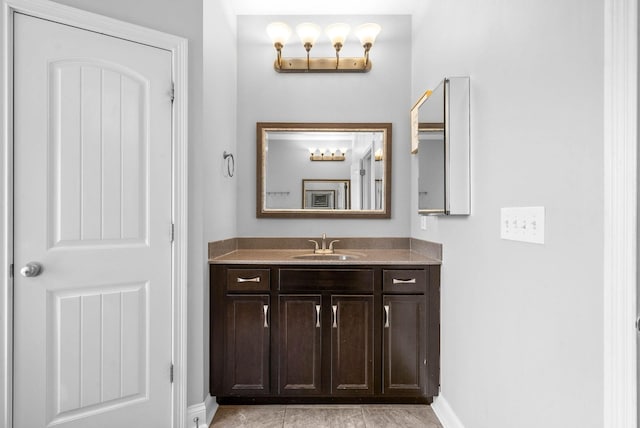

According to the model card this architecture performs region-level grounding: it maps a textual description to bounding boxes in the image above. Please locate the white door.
[12,13,174,427]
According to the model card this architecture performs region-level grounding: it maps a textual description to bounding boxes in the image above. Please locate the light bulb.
[266,22,292,47]
[355,23,381,47]
[296,23,322,49]
[325,23,350,49]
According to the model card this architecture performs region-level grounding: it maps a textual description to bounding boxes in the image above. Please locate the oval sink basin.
[292,253,360,261]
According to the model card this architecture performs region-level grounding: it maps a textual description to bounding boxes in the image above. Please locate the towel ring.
[223,151,235,177]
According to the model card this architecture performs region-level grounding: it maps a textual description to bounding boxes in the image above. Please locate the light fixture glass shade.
[325,23,351,46]
[296,22,322,46]
[266,22,292,46]
[355,23,381,46]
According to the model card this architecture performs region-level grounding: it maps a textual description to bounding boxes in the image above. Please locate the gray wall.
[203,0,238,406]
[49,0,212,406]
[411,0,604,426]
[235,15,412,237]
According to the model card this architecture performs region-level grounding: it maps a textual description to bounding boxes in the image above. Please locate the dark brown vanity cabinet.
[224,295,270,395]
[277,294,375,396]
[278,295,322,395]
[217,268,272,395]
[382,269,429,396]
[330,295,374,396]
[210,263,440,403]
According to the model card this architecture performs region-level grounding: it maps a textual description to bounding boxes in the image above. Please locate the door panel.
[279,295,322,395]
[331,295,374,395]
[50,60,148,247]
[383,295,426,395]
[224,295,271,395]
[13,13,173,428]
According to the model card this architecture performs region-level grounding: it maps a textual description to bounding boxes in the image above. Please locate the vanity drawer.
[279,268,374,292]
[227,269,270,291]
[383,269,427,293]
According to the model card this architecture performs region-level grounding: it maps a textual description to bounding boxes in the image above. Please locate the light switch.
[500,206,545,244]
[420,216,427,230]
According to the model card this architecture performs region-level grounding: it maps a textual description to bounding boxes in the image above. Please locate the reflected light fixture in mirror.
[309,147,346,161]
[266,21,381,73]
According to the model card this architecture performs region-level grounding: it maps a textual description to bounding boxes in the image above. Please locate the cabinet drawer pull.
[237,276,261,283]
[315,304,321,328]
[392,278,416,284]
[332,305,337,328]
[263,304,269,328]
[384,305,390,328]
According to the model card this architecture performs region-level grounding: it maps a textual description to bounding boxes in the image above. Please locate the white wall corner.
[432,395,466,428]
[186,395,217,428]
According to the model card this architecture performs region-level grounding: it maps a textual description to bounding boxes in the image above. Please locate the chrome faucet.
[309,233,340,254]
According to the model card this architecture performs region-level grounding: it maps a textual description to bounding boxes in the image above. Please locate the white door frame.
[604,0,638,427]
[0,0,189,427]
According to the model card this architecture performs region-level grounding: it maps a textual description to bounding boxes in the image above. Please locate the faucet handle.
[308,240,320,252]
[328,240,340,251]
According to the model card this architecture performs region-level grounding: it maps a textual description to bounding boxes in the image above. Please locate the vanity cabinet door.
[382,295,426,396]
[224,295,270,395]
[331,295,374,395]
[278,295,322,395]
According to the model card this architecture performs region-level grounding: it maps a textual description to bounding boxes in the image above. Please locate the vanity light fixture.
[309,148,346,161]
[266,21,381,73]
[374,148,384,161]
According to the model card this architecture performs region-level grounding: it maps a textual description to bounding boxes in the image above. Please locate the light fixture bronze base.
[274,57,372,73]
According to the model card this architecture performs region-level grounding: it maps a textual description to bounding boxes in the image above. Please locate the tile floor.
[210,404,443,428]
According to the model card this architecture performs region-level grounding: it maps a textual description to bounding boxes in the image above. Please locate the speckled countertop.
[208,237,442,265]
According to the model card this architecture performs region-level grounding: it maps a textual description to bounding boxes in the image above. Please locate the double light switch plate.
[500,206,545,244]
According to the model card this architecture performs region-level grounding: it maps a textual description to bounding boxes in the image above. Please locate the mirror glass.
[412,77,470,215]
[418,128,445,212]
[257,123,391,218]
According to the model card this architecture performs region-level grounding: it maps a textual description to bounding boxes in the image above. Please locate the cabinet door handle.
[384,305,390,328]
[263,304,269,328]
[332,304,338,328]
[315,304,321,328]
[392,278,416,284]
[237,276,261,283]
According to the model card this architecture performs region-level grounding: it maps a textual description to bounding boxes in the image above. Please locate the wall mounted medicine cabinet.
[411,77,470,215]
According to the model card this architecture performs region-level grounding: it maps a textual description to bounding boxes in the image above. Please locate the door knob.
[20,262,42,277]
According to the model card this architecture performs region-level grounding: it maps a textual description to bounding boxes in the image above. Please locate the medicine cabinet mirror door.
[412,76,470,215]
[257,122,392,219]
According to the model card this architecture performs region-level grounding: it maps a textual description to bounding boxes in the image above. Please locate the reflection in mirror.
[303,179,351,209]
[418,128,445,212]
[257,123,391,218]
[412,77,470,215]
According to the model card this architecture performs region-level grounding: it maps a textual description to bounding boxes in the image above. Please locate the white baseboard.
[187,395,217,428]
[205,394,218,425]
[432,395,466,428]
[186,402,206,428]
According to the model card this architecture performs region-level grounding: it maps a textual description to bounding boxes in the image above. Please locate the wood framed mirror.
[257,122,392,218]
